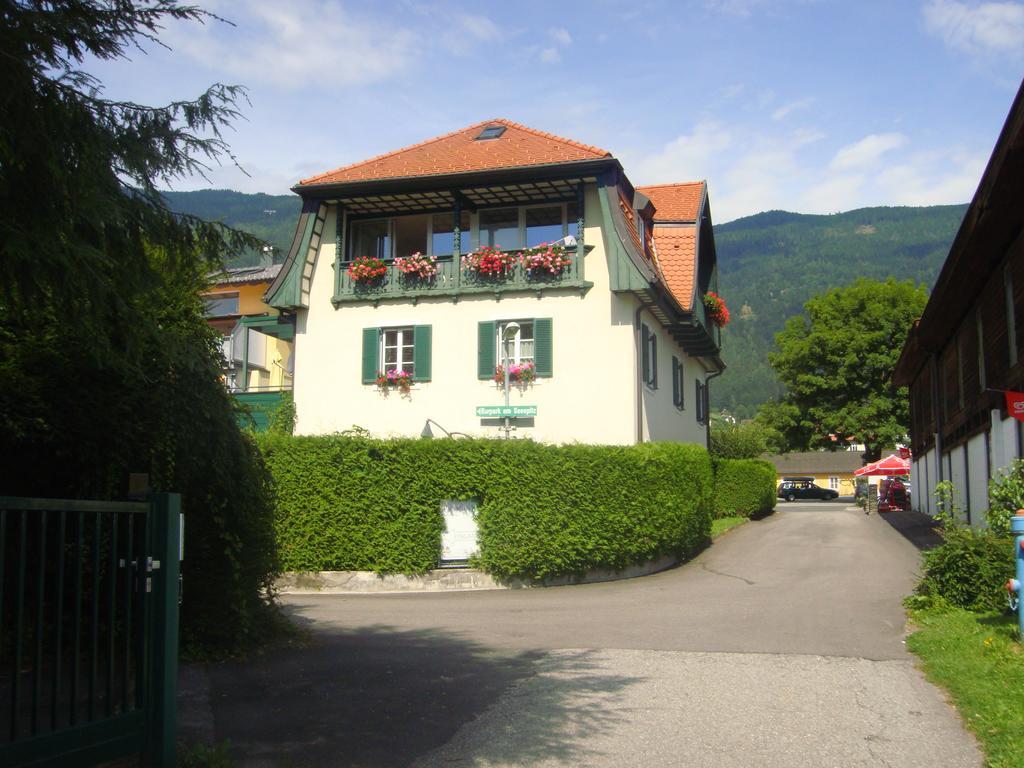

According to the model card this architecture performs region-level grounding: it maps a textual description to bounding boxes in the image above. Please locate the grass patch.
[178,741,234,767]
[906,606,1023,768]
[711,516,747,538]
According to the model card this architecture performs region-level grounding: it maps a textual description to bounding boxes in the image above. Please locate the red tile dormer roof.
[299,118,612,188]
[637,182,705,222]
[652,226,698,310]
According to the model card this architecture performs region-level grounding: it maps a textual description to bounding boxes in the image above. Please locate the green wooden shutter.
[413,325,432,382]
[641,323,651,386]
[534,318,553,377]
[650,329,658,389]
[361,327,379,384]
[672,356,681,407]
[478,321,496,379]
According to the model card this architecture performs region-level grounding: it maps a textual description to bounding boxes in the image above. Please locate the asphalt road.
[178,502,981,767]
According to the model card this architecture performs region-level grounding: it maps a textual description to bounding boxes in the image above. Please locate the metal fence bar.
[31,510,47,735]
[11,511,27,741]
[106,516,118,717]
[0,510,6,671]
[51,510,66,731]
[88,513,100,722]
[122,514,133,713]
[145,494,180,768]
[70,512,82,727]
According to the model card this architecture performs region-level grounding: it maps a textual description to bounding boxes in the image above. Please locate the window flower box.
[348,256,388,286]
[493,361,536,385]
[462,246,517,278]
[394,252,438,282]
[519,243,571,278]
[376,369,412,394]
[703,292,730,327]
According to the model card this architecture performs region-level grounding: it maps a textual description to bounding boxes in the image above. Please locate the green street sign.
[476,405,538,418]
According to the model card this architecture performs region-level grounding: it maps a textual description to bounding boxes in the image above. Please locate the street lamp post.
[501,322,520,440]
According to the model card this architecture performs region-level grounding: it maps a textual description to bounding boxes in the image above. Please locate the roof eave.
[291,158,620,199]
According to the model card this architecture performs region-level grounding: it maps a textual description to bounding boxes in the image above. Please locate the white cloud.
[549,27,573,45]
[540,47,561,63]
[829,133,908,171]
[771,97,814,121]
[163,1,501,89]
[877,148,988,205]
[628,120,734,183]
[923,0,1024,58]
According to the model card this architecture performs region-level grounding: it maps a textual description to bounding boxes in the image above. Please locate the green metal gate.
[0,494,181,767]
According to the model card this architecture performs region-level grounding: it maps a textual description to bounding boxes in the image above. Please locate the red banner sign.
[1007,391,1024,422]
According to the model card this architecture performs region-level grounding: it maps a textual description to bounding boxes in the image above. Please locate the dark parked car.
[777,479,839,501]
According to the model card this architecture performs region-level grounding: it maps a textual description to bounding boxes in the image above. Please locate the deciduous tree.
[757,277,928,460]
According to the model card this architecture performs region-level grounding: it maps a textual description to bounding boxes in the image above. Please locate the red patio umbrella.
[854,454,910,477]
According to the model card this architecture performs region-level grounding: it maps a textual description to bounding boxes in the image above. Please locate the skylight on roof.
[475,125,507,141]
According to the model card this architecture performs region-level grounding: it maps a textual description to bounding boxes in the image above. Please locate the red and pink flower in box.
[703,292,730,327]
[348,256,387,284]
[394,252,437,281]
[493,361,536,385]
[375,369,412,393]
[519,243,571,277]
[462,245,517,277]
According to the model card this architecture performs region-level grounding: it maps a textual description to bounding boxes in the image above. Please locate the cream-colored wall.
[293,184,708,445]
[639,307,711,446]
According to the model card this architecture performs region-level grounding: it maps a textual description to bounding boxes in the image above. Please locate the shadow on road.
[876,509,943,551]
[179,606,643,767]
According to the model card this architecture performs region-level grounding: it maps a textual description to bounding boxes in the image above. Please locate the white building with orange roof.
[266,119,725,444]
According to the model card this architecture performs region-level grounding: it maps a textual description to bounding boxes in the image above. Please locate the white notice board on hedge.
[440,499,479,565]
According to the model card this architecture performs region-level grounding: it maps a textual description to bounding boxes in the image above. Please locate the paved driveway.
[178,503,981,767]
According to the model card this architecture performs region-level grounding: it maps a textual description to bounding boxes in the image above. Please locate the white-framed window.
[498,320,535,365]
[381,326,415,377]
[829,477,840,490]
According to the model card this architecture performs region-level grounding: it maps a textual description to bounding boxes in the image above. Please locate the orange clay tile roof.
[637,182,705,222]
[652,225,697,310]
[299,118,611,187]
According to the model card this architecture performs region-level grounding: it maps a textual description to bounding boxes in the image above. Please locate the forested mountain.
[163,189,967,417]
[713,204,967,418]
[162,189,301,265]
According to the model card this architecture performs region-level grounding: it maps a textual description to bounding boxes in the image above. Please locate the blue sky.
[90,0,1024,222]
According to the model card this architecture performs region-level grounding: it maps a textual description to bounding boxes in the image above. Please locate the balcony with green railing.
[332,246,593,305]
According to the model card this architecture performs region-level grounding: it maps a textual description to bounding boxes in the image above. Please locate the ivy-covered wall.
[257,435,714,580]
[712,458,777,519]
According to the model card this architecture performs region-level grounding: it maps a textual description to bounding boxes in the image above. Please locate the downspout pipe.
[704,369,724,452]
[635,305,645,444]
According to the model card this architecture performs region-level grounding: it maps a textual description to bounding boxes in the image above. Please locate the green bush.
[712,458,777,519]
[913,526,1015,612]
[987,458,1024,538]
[257,435,713,580]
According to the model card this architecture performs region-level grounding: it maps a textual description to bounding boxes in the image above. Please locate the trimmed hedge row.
[712,458,777,519]
[257,435,714,580]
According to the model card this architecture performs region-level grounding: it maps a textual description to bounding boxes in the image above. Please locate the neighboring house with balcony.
[265,118,725,443]
[203,264,295,430]
[893,79,1024,523]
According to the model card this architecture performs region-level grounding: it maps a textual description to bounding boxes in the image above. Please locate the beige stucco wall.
[292,184,710,445]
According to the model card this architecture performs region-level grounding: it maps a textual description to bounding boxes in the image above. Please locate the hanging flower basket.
[519,243,571,278]
[376,369,412,394]
[394,252,437,282]
[703,292,730,327]
[493,362,536,385]
[348,256,388,285]
[462,246,517,278]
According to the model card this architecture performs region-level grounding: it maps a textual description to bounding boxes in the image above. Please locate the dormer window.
[475,125,507,141]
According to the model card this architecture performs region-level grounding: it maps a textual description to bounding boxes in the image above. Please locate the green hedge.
[712,458,777,519]
[257,435,713,580]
